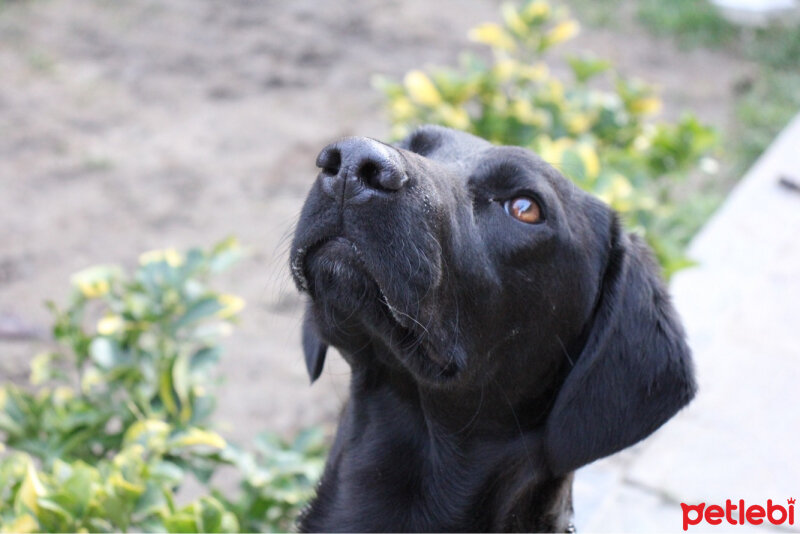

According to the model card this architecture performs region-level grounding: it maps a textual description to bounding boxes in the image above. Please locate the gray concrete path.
[574,113,800,532]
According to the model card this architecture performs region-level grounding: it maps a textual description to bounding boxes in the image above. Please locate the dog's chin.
[301,237,374,306]
[299,238,462,385]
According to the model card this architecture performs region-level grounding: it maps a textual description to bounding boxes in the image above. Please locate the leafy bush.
[375,0,718,277]
[583,0,800,176]
[0,239,325,533]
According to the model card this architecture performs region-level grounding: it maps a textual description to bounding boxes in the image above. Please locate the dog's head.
[290,125,695,474]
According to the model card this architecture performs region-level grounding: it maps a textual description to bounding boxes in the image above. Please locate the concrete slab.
[574,113,800,532]
[711,0,799,26]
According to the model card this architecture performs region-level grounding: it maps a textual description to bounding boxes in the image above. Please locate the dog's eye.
[504,197,542,224]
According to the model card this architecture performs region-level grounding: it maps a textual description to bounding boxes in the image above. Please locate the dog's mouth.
[291,236,367,298]
[292,237,459,380]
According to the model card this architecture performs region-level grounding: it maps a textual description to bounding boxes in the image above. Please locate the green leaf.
[15,461,45,514]
[180,248,207,278]
[86,516,114,532]
[159,362,180,417]
[0,410,25,437]
[208,236,243,272]
[567,55,611,84]
[149,461,184,485]
[36,498,73,532]
[88,338,121,370]
[136,516,168,532]
[70,265,122,299]
[124,291,151,321]
[123,419,171,449]
[0,514,40,533]
[168,428,226,451]
[57,462,94,518]
[220,511,239,533]
[172,297,223,331]
[189,347,221,377]
[29,352,65,386]
[109,471,145,501]
[292,426,326,455]
[164,511,198,533]
[172,351,192,423]
[195,497,224,533]
[3,387,35,433]
[189,395,216,426]
[218,443,255,471]
[100,493,131,531]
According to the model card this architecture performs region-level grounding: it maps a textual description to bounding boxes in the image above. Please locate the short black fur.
[289,125,696,532]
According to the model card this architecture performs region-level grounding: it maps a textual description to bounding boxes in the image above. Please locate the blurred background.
[1,0,798,532]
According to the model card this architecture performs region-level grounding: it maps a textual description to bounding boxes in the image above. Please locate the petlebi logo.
[681,498,795,531]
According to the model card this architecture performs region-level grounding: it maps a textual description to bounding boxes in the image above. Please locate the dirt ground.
[0,0,751,444]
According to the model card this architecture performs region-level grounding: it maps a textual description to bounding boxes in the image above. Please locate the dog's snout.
[316,137,408,200]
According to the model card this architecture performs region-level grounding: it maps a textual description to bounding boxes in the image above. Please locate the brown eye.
[504,196,542,224]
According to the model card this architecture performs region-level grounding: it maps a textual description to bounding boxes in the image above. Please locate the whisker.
[555,334,575,367]
[453,384,484,435]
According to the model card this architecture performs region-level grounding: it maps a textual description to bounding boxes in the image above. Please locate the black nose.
[316,137,408,200]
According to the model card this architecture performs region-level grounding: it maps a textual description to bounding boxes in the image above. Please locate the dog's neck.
[299,361,575,532]
[354,343,569,433]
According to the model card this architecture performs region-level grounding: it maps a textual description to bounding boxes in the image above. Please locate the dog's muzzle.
[290,136,415,293]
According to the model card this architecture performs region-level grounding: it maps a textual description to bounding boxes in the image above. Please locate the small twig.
[778,175,800,194]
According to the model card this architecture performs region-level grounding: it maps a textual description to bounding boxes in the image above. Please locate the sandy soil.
[0,0,751,443]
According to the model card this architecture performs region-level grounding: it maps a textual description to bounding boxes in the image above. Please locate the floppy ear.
[544,219,696,475]
[302,306,328,384]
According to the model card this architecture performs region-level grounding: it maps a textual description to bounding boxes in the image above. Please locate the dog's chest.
[341,437,501,530]
[306,407,569,531]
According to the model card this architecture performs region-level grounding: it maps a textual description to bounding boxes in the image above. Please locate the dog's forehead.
[477,145,563,182]
[399,126,572,192]
[398,125,491,169]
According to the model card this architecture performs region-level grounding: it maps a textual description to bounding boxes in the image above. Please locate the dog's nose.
[316,137,408,200]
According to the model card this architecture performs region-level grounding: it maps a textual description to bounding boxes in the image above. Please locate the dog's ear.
[302,306,328,384]
[544,219,696,475]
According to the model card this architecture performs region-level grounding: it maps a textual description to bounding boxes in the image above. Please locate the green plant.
[0,434,237,533]
[0,240,325,533]
[375,0,717,278]
[637,0,739,49]
[631,0,800,174]
[572,0,800,182]
[734,69,800,175]
[217,428,326,533]
[636,0,800,69]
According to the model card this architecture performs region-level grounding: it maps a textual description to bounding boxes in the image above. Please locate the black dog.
[290,126,695,532]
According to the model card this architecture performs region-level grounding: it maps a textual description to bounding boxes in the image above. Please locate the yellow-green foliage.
[0,240,326,533]
[375,0,718,277]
